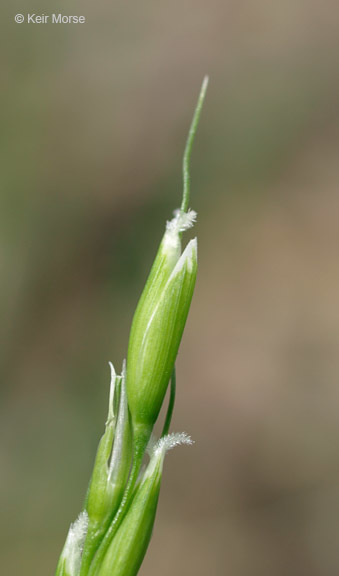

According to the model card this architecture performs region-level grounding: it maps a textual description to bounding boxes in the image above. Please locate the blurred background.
[2,1,339,574]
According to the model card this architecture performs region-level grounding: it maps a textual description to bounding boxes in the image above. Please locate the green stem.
[161,367,176,437]
[181,75,209,214]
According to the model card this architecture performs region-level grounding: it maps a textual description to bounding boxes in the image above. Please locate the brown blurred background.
[2,1,339,574]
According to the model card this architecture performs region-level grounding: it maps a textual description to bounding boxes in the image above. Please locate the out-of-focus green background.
[2,1,339,574]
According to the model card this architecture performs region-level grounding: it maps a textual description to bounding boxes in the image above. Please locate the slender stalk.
[181,75,209,214]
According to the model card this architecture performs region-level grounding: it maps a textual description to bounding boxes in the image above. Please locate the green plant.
[55,76,208,576]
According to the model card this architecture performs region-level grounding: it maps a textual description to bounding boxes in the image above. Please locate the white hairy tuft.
[62,511,88,576]
[153,432,194,458]
[144,432,194,481]
[166,209,197,234]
